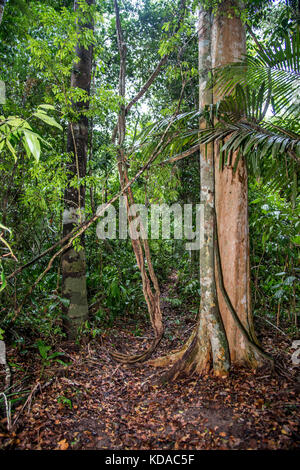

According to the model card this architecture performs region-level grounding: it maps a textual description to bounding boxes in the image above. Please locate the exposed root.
[160,334,213,382]
[272,353,293,381]
[110,337,162,364]
[148,329,196,368]
[150,313,230,382]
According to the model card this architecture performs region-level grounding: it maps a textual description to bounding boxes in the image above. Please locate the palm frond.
[133,32,299,197]
[213,32,300,117]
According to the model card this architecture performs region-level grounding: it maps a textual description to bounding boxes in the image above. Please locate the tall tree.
[151,6,230,378]
[187,6,230,376]
[61,0,95,339]
[151,1,273,378]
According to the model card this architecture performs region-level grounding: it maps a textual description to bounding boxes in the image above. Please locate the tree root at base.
[110,336,163,364]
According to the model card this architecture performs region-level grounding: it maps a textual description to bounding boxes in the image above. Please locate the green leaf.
[23,130,41,162]
[33,112,62,131]
[0,268,7,293]
[6,117,25,127]
[6,138,17,161]
[291,235,300,245]
[37,104,56,111]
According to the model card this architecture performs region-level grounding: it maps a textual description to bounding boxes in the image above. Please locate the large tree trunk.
[150,3,271,378]
[212,0,261,366]
[61,0,94,339]
[150,7,230,379]
[186,7,230,377]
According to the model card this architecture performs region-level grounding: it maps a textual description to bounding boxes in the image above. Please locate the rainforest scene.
[0,0,299,453]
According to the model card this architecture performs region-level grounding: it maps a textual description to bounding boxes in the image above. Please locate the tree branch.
[160,143,199,165]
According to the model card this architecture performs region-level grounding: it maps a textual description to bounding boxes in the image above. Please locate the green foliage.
[214,31,300,117]
[36,338,68,364]
[0,222,15,269]
[0,0,298,351]
[0,105,62,163]
[249,182,299,320]
[57,395,72,410]
[165,296,183,307]
[35,339,68,377]
[0,263,7,292]
[88,248,145,325]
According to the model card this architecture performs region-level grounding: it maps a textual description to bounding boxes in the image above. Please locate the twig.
[111,364,121,377]
[0,392,11,431]
[257,315,288,337]
[12,378,54,429]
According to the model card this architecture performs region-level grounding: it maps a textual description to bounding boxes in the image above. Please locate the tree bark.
[61,0,95,339]
[212,0,261,366]
[0,0,7,26]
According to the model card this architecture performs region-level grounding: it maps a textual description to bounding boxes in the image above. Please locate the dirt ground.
[0,292,299,451]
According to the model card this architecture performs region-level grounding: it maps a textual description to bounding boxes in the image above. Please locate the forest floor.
[0,276,299,450]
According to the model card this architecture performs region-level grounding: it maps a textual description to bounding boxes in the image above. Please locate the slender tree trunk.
[61,0,95,339]
[212,0,261,366]
[0,0,7,26]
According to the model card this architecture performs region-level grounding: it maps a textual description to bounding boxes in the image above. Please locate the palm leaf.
[213,32,300,118]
